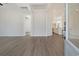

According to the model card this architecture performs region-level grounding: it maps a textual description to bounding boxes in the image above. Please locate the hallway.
[0,34,64,56]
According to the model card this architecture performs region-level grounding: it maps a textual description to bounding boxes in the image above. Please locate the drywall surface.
[69,4,79,39]
[31,7,52,36]
[0,4,24,36]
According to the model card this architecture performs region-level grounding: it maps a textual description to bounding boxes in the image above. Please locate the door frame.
[66,3,69,40]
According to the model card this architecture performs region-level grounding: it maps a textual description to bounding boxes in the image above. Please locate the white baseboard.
[66,40,79,52]
[31,34,52,36]
[0,34,53,37]
[0,35,25,36]
[65,40,79,56]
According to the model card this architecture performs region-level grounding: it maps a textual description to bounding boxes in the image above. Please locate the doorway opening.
[20,5,32,36]
[49,4,66,39]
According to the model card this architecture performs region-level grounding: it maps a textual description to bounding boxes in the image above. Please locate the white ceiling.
[16,3,48,9]
[14,3,65,11]
[16,3,29,7]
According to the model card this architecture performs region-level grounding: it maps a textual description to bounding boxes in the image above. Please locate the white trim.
[66,40,79,53]
[31,35,52,37]
[66,3,69,40]
[31,34,52,36]
[0,35,25,36]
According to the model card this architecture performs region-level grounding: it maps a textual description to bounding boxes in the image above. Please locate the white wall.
[69,4,79,39]
[0,4,25,36]
[31,6,52,36]
[0,4,55,36]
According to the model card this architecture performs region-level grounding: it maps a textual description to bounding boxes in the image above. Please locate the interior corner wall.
[0,4,24,36]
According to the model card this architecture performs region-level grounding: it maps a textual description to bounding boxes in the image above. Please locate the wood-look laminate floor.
[0,34,64,56]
